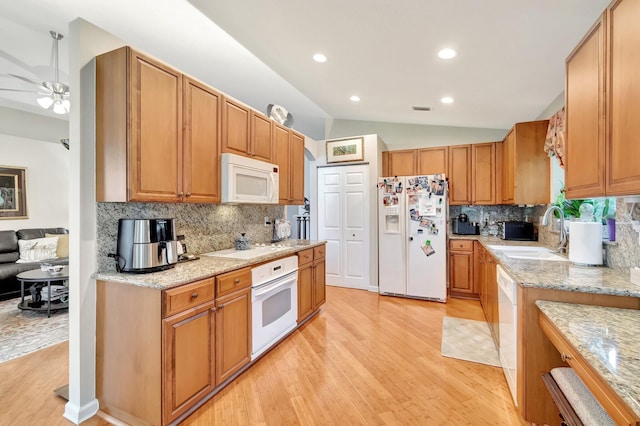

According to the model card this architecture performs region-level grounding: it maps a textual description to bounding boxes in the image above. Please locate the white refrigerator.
[378,175,447,302]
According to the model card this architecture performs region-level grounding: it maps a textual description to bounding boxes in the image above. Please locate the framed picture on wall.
[326,137,364,163]
[0,166,28,219]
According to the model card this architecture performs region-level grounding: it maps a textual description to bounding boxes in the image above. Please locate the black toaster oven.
[501,221,536,241]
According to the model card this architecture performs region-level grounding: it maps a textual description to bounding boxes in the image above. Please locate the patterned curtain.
[543,107,565,168]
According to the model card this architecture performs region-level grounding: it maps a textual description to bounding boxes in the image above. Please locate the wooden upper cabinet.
[96,47,183,203]
[183,77,221,203]
[221,97,251,157]
[501,130,515,204]
[290,131,305,204]
[501,121,550,205]
[565,15,606,199]
[471,142,496,205]
[222,98,276,163]
[386,149,416,176]
[606,0,640,196]
[448,145,472,205]
[417,147,448,175]
[250,112,274,162]
[274,123,291,203]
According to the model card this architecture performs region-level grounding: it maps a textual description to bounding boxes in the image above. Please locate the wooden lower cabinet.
[215,286,251,384]
[448,239,476,299]
[162,302,216,423]
[297,244,326,321]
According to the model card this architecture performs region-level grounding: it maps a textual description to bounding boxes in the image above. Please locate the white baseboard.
[64,399,99,425]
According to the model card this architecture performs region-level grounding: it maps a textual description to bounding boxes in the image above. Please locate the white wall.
[65,18,125,424]
[326,119,508,150]
[0,106,68,143]
[0,134,69,231]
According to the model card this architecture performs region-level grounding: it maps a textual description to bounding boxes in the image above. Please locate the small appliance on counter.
[272,218,292,242]
[115,218,178,273]
[452,214,479,235]
[501,221,536,241]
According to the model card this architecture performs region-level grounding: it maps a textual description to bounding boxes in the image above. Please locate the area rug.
[440,316,500,367]
[0,297,68,364]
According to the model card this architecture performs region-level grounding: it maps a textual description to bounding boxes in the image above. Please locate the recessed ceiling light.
[441,96,454,104]
[313,53,327,63]
[350,95,360,102]
[438,48,457,59]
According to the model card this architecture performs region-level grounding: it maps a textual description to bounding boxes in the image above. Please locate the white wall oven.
[251,256,298,360]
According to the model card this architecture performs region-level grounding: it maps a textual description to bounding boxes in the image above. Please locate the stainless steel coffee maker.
[116,218,178,273]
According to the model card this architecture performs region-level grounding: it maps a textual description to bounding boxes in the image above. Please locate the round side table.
[17,266,69,318]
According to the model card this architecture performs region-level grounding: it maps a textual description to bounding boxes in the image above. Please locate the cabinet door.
[471,143,496,205]
[129,50,182,202]
[183,78,221,203]
[162,302,215,424]
[274,123,291,203]
[501,130,515,204]
[251,112,273,162]
[449,251,474,294]
[221,97,251,157]
[417,147,448,175]
[448,145,472,205]
[215,287,251,384]
[486,256,499,346]
[313,258,326,309]
[297,262,313,321]
[290,131,305,205]
[381,151,389,177]
[606,0,640,195]
[387,150,416,176]
[565,16,606,199]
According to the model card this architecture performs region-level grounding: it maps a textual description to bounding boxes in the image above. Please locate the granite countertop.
[93,239,325,290]
[536,300,640,418]
[449,234,640,297]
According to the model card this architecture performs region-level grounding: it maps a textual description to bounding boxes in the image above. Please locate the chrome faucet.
[541,205,568,253]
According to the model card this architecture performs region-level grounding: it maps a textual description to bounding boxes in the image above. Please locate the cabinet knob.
[191,292,198,299]
[234,278,240,284]
[561,353,572,362]
[186,193,191,197]
[178,192,184,197]
[218,303,224,309]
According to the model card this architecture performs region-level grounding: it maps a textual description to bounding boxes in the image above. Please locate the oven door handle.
[253,271,297,299]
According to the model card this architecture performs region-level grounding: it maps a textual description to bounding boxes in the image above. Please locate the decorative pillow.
[45,233,69,258]
[17,237,59,263]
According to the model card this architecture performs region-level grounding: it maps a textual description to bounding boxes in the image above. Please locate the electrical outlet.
[264,216,271,226]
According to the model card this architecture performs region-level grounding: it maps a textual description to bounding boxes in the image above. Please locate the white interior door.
[318,165,369,289]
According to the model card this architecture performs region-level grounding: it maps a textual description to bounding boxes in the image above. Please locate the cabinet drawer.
[216,267,251,297]
[449,240,474,251]
[313,245,326,259]
[298,248,313,265]
[164,278,215,317]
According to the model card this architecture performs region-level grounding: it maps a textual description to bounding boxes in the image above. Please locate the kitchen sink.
[487,245,568,262]
[201,245,290,260]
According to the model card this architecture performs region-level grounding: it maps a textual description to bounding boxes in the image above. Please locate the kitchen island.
[537,300,640,424]
[94,240,326,426]
[449,234,640,425]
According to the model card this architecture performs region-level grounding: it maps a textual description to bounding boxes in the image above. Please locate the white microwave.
[221,153,279,204]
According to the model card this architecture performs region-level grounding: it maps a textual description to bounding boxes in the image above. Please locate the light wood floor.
[0,286,527,425]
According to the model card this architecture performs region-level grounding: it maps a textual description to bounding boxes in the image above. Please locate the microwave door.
[233,166,270,203]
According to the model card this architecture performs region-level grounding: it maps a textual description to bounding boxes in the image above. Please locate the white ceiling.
[1,0,610,138]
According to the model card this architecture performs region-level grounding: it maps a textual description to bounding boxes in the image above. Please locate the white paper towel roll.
[569,222,603,265]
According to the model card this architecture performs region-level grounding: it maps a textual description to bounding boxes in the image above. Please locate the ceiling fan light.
[62,99,71,112]
[37,96,54,109]
[53,101,67,114]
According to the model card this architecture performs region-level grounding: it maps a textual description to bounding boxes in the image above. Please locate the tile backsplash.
[96,202,284,272]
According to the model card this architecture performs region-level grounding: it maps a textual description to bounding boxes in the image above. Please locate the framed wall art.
[326,137,364,163]
[0,166,28,219]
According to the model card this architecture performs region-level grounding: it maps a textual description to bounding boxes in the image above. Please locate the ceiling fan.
[0,30,70,115]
